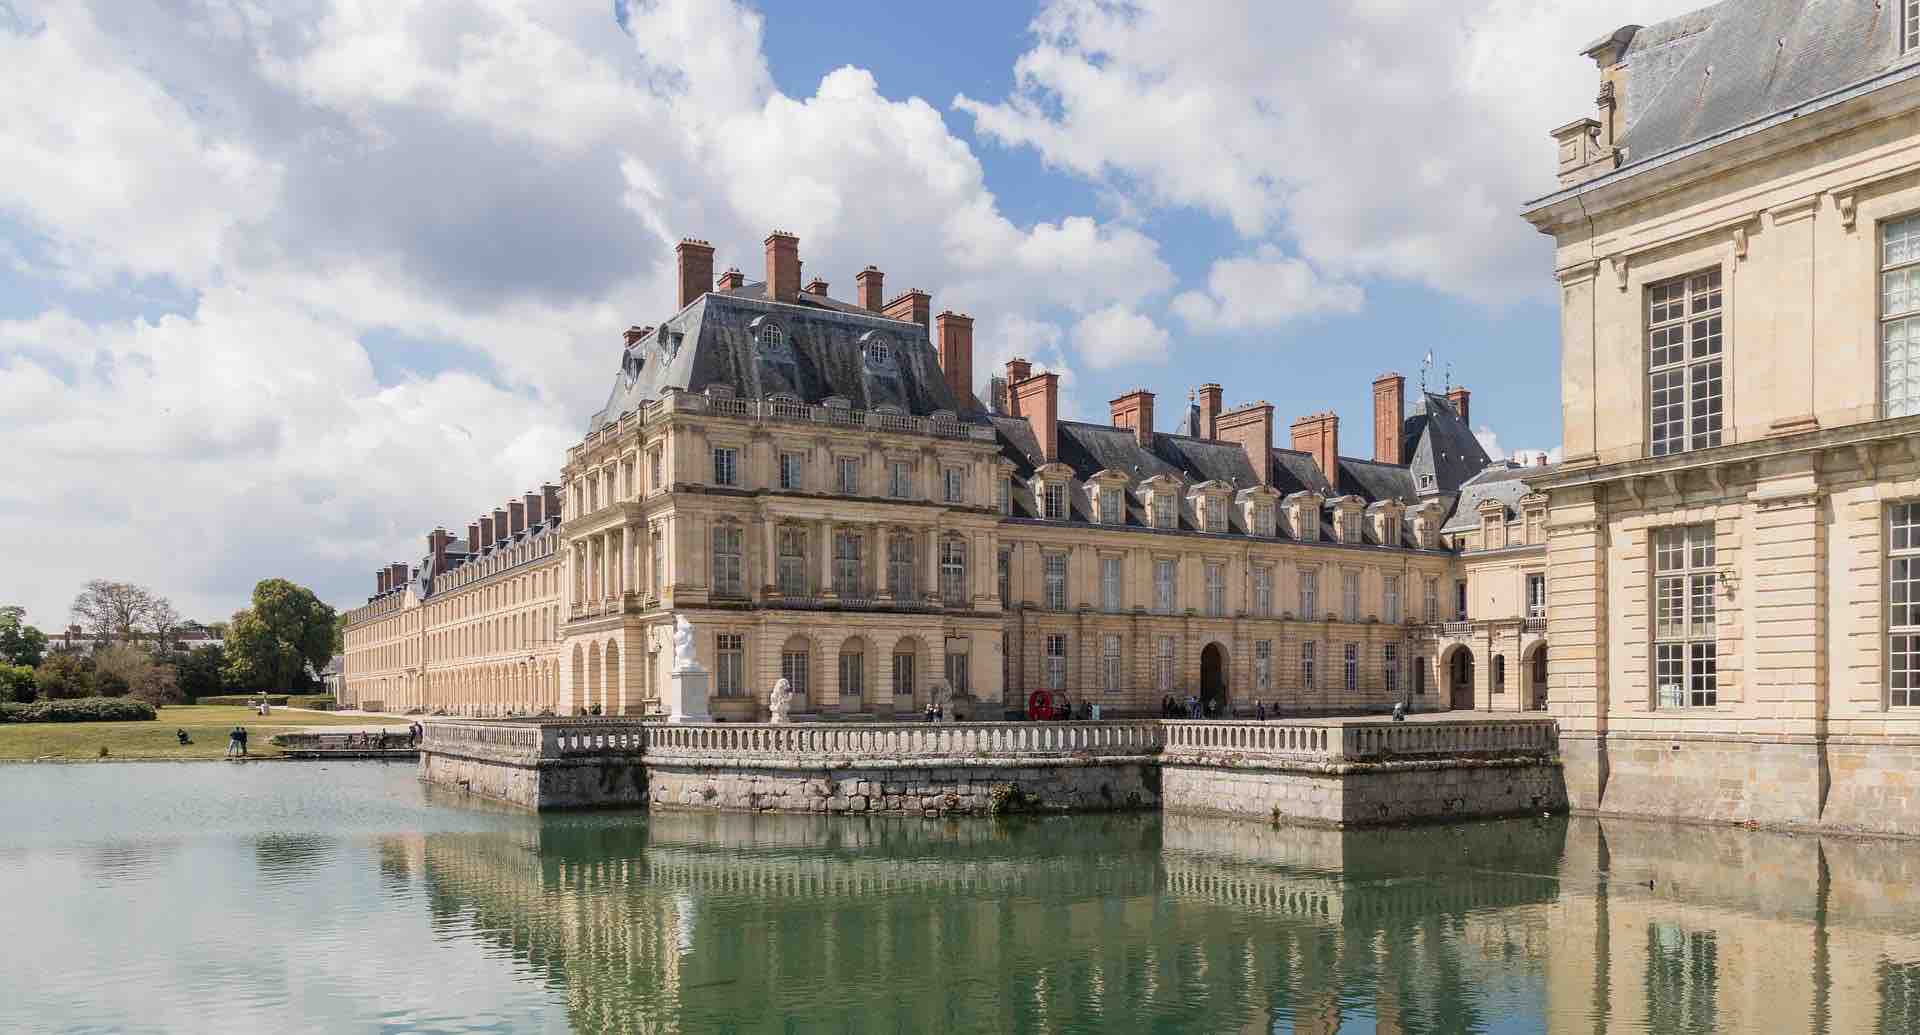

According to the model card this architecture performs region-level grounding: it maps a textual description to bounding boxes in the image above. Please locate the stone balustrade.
[646,720,1163,766]
[1161,717,1557,766]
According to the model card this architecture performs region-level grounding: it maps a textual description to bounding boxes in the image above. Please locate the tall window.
[1101,556,1122,613]
[888,534,915,601]
[998,547,1012,608]
[1343,571,1360,622]
[945,648,969,693]
[712,446,738,486]
[1254,502,1276,537]
[1100,486,1123,525]
[1153,558,1177,614]
[1300,642,1316,690]
[712,524,743,598]
[1150,493,1174,530]
[648,447,663,495]
[1493,655,1507,694]
[892,649,915,697]
[1254,640,1272,691]
[995,477,1009,515]
[1044,481,1067,520]
[1908,0,1920,53]
[782,648,809,701]
[1205,563,1226,617]
[839,648,864,700]
[888,460,913,499]
[940,539,967,605]
[1889,503,1920,707]
[1204,496,1226,533]
[833,532,864,598]
[1253,566,1272,617]
[1045,634,1068,691]
[778,451,804,490]
[777,528,808,597]
[1384,575,1401,624]
[837,456,860,495]
[1155,636,1175,692]
[1526,573,1547,620]
[1424,576,1439,622]
[1044,553,1068,611]
[1344,643,1358,691]
[716,633,744,696]
[944,467,964,503]
[1102,635,1122,694]
[1654,524,1717,708]
[1384,644,1399,696]
[1647,269,1724,456]
[1299,569,1319,619]
[1885,215,1920,417]
[650,524,665,597]
[1456,580,1469,620]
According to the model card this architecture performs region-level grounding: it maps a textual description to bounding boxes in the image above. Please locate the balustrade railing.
[644,721,1164,761]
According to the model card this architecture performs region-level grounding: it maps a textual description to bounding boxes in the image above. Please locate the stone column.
[872,522,889,600]
[1546,484,1609,811]
[924,523,939,604]
[820,518,836,598]
[762,517,779,597]
[1748,456,1825,825]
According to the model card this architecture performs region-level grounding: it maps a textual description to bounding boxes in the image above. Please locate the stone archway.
[1444,644,1475,711]
[1525,641,1548,711]
[1200,642,1228,716]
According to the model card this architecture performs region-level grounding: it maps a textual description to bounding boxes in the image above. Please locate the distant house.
[320,655,345,699]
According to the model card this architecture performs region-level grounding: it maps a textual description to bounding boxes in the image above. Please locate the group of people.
[1159,696,1275,720]
[348,724,423,749]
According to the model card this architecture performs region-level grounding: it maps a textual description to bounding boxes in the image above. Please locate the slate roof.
[1610,0,1920,168]
[587,284,977,434]
[1442,462,1558,533]
[1400,392,1492,497]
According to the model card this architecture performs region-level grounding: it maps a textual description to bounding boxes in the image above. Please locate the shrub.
[33,653,94,699]
[298,696,336,711]
[198,694,290,707]
[0,697,157,723]
[0,663,35,703]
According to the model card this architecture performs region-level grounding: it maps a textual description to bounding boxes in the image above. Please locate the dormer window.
[1204,496,1226,533]
[1099,486,1123,525]
[1150,494,1174,529]
[1253,502,1276,537]
[868,341,890,363]
[1044,481,1067,521]
[1419,474,1435,491]
[752,319,785,354]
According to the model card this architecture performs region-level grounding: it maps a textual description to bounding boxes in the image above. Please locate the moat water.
[3,764,1918,1034]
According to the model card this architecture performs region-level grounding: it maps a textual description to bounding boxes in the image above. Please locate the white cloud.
[1070,306,1171,371]
[956,0,1701,304]
[1473,425,1561,467]
[1171,245,1363,331]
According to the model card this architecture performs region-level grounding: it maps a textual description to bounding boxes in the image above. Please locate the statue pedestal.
[667,664,712,724]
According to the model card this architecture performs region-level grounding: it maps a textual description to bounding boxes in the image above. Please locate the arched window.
[754,321,785,353]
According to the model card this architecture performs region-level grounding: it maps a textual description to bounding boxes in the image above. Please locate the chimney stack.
[1197,383,1223,440]
[467,522,481,554]
[508,499,526,535]
[882,288,931,332]
[493,508,510,543]
[675,238,714,309]
[479,514,494,549]
[623,325,651,349]
[804,277,829,298]
[856,266,885,311]
[1110,389,1156,449]
[390,562,408,590]
[1004,358,1034,416]
[935,311,975,407]
[543,483,562,525]
[1372,372,1405,464]
[377,569,389,594]
[1291,411,1341,486]
[1012,369,1060,463]
[764,231,800,302]
[717,267,744,291]
[1446,385,1471,425]
[428,528,451,576]
[524,490,544,527]
[1216,401,1276,486]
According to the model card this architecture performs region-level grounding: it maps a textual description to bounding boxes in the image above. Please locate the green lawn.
[0,704,411,761]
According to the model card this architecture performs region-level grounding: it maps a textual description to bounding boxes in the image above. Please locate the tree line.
[1,578,338,705]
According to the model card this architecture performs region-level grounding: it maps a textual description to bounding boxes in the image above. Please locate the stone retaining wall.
[647,759,1157,817]
[419,751,648,810]
[1162,758,1566,827]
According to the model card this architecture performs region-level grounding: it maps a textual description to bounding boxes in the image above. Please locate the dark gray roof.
[587,288,976,433]
[1442,462,1558,533]
[1401,392,1492,498]
[1613,0,1916,167]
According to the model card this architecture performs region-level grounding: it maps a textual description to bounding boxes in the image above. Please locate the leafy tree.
[224,579,336,691]
[148,599,182,651]
[33,653,95,699]
[93,644,156,699]
[69,580,171,643]
[128,662,183,706]
[0,663,36,703]
[0,606,48,667]
[175,644,229,701]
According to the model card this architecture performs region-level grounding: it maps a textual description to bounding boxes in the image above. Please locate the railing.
[542,719,652,757]
[271,731,417,753]
[422,720,546,765]
[645,721,1164,762]
[1523,616,1546,633]
[1160,717,1557,765]
[1163,721,1340,763]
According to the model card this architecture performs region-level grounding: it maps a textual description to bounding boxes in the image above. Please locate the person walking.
[226,725,247,758]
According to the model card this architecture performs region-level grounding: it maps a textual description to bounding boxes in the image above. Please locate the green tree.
[0,606,48,668]
[0,663,36,703]
[33,652,94,699]
[224,579,336,691]
[175,644,229,701]
[93,644,156,699]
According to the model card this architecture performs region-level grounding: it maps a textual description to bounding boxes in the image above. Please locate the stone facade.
[1160,759,1566,827]
[1526,2,1920,835]
[647,761,1156,816]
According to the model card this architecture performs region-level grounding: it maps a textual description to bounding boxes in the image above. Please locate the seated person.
[176,729,192,745]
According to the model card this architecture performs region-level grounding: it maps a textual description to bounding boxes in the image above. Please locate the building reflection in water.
[379,813,1920,1034]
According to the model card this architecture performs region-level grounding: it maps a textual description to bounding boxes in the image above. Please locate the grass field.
[0,704,411,762]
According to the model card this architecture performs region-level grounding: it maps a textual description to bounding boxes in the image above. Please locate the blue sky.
[0,0,1693,628]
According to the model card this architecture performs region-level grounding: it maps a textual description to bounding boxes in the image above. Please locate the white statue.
[671,614,698,672]
[768,677,794,724]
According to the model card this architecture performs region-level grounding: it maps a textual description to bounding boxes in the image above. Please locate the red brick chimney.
[1110,389,1155,448]
[524,490,543,527]
[764,231,800,302]
[1291,411,1340,485]
[1216,402,1275,485]
[479,514,494,549]
[1004,358,1034,416]
[467,522,481,554]
[882,288,931,332]
[389,562,408,589]
[803,277,829,298]
[508,499,526,535]
[492,507,510,543]
[856,266,885,311]
[717,267,744,291]
[1197,383,1222,440]
[428,528,451,575]
[1373,372,1405,464]
[675,238,714,309]
[1012,370,1060,462]
[935,311,974,406]
[542,483,561,524]
[623,325,651,348]
[1446,385,1471,424]
[377,569,389,594]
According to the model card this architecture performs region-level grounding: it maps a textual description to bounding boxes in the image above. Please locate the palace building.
[1526,0,1920,835]
[342,231,1549,722]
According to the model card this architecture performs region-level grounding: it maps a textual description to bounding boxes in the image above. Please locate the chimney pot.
[675,238,715,309]
[623,325,651,348]
[882,288,931,331]
[856,265,885,312]
[764,231,800,302]
[717,267,744,291]
[1446,385,1471,425]
[1372,372,1406,465]
[804,277,829,297]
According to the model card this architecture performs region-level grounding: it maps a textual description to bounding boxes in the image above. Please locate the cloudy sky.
[0,0,1697,629]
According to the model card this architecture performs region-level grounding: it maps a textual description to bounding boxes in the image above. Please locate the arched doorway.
[1527,644,1548,711]
[1448,647,1475,710]
[1200,643,1228,716]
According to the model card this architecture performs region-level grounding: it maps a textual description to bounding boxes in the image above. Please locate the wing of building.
[1526,0,1920,836]
[341,232,1553,725]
